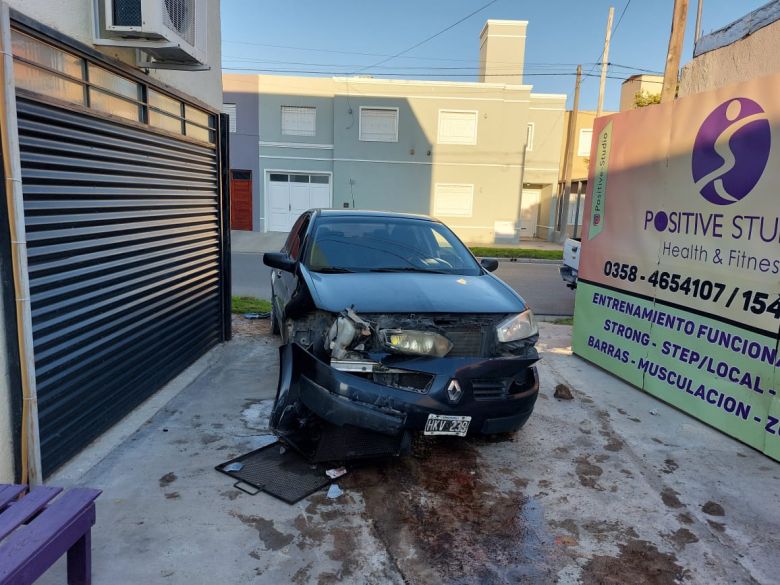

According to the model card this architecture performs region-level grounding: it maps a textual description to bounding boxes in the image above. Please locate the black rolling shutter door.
[16,97,225,474]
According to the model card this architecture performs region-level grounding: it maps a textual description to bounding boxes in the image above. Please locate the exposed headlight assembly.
[496,309,538,342]
[381,329,453,357]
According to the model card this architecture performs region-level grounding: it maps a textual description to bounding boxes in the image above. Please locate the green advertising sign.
[572,77,780,461]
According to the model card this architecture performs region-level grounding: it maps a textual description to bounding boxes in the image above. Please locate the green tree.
[633,90,661,108]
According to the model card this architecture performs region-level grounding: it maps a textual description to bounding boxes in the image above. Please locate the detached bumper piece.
[271,342,539,461]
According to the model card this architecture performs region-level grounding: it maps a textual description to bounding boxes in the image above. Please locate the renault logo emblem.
[446,379,462,403]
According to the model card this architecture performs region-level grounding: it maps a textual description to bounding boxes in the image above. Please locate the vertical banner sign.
[589,121,612,240]
[573,73,780,461]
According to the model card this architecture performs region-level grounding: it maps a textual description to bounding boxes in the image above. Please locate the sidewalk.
[38,322,777,585]
[466,238,564,251]
[232,229,564,254]
[231,230,287,254]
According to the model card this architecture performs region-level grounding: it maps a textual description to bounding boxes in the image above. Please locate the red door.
[230,170,252,230]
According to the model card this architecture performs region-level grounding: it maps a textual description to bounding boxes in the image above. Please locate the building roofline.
[622,73,663,83]
[693,0,780,57]
[332,76,533,91]
[479,19,529,38]
[530,92,567,100]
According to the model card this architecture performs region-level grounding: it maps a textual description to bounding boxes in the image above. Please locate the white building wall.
[6,0,223,108]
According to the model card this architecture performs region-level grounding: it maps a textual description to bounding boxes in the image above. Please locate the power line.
[222,58,605,73]
[613,0,633,36]
[221,66,644,81]
[223,41,602,68]
[584,0,633,83]
[355,0,502,73]
[221,56,660,75]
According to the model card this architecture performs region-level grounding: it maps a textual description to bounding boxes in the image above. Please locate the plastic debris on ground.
[327,484,344,499]
[223,462,244,472]
[243,312,271,320]
[325,467,347,479]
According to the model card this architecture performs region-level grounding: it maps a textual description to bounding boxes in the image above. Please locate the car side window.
[283,216,304,255]
[288,215,310,262]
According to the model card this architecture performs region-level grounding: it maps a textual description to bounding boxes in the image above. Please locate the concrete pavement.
[231,252,575,316]
[41,321,778,585]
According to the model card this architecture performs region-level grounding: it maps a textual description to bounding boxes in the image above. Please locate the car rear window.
[305,216,481,275]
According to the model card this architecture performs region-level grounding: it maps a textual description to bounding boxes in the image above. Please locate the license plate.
[424,414,471,437]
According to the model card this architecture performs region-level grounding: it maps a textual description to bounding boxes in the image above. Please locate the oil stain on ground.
[344,436,556,585]
[580,539,688,585]
[230,512,294,551]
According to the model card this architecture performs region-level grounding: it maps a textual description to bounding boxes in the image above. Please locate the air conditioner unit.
[93,0,208,68]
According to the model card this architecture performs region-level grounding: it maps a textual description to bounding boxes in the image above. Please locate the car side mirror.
[480,258,499,272]
[263,252,296,273]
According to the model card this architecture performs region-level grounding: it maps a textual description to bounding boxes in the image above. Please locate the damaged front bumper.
[273,343,540,438]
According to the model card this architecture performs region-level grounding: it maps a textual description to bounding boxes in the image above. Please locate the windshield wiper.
[369,267,449,274]
[312,267,355,273]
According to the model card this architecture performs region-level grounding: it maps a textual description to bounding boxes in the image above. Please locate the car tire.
[271,299,280,335]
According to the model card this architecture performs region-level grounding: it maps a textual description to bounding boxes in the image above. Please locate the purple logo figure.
[691,98,770,205]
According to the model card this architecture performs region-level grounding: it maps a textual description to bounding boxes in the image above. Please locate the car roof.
[314,209,439,222]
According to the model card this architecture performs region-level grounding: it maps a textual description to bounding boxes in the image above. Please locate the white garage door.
[268,172,331,232]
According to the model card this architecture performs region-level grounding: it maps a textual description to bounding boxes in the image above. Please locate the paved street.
[232,253,575,316]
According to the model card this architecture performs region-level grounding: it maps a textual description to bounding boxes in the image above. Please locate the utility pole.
[596,6,615,117]
[694,0,703,43]
[661,0,689,102]
[557,65,581,242]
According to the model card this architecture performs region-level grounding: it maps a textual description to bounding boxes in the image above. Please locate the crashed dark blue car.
[264,210,540,460]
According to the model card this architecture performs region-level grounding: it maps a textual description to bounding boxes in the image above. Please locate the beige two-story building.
[223,20,566,244]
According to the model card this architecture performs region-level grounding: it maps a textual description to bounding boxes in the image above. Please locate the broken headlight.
[496,309,538,342]
[380,329,453,357]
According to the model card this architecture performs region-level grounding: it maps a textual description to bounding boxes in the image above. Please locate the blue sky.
[220,0,768,111]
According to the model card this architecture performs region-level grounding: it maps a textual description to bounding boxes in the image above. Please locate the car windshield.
[305,216,482,276]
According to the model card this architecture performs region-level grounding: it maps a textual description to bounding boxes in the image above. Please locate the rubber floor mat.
[216,441,333,504]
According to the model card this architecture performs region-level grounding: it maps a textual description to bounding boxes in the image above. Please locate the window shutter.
[438,110,478,145]
[281,106,316,136]
[434,184,474,217]
[359,108,398,142]
[222,103,237,133]
[578,128,593,157]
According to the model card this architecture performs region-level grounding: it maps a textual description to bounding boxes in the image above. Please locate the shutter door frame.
[9,15,231,475]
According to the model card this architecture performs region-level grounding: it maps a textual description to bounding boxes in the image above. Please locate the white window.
[437,110,478,145]
[222,103,237,133]
[433,183,474,217]
[359,107,399,142]
[526,122,535,151]
[577,128,593,157]
[281,106,316,136]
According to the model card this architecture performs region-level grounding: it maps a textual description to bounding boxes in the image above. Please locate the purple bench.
[0,485,101,585]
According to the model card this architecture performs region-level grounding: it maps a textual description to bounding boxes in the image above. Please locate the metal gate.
[15,94,229,473]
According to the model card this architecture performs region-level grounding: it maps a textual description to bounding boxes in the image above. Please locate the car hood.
[301,268,527,314]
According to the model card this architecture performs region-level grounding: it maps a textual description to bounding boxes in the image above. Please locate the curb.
[476,256,563,265]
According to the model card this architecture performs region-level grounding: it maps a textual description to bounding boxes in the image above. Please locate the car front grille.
[372,371,433,393]
[471,379,510,400]
[445,330,484,357]
[472,371,534,401]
